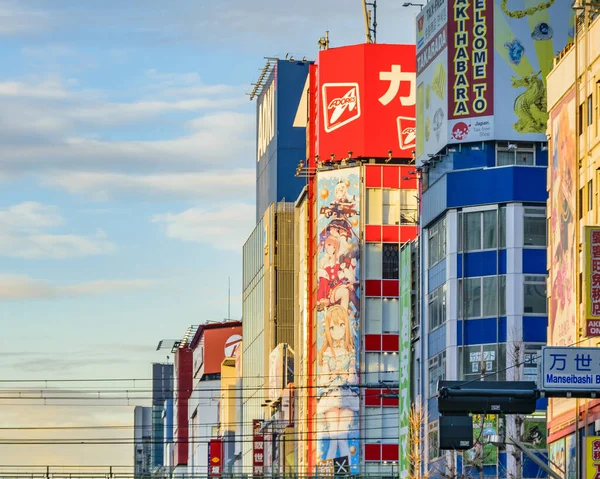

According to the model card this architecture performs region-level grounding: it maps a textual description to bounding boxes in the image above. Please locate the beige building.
[546,3,600,473]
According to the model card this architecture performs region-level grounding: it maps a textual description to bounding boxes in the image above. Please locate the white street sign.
[542,347,600,391]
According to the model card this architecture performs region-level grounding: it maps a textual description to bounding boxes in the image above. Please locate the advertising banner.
[415,0,574,162]
[399,245,412,479]
[208,439,222,478]
[587,436,600,479]
[584,227,600,336]
[269,344,285,401]
[253,420,265,477]
[465,414,498,466]
[195,327,242,378]
[549,437,566,477]
[318,44,415,162]
[548,89,576,426]
[316,167,361,475]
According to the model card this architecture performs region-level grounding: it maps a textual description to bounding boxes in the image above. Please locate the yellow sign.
[586,436,600,478]
[584,227,600,337]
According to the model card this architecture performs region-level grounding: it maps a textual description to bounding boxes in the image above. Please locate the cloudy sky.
[0,0,416,466]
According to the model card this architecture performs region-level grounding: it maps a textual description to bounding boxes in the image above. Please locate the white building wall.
[188,379,220,477]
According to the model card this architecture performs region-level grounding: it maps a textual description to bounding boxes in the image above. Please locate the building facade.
[151,363,173,470]
[546,4,600,474]
[414,0,575,477]
[134,406,153,479]
[241,201,296,474]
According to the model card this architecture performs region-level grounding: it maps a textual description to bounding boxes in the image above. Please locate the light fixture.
[508,143,518,150]
[402,1,424,9]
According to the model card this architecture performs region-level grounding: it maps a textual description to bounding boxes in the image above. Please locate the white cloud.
[41,168,254,200]
[152,203,255,251]
[0,2,51,36]
[0,202,116,259]
[0,274,156,300]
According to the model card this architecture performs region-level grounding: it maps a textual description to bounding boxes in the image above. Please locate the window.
[524,275,547,314]
[588,94,593,126]
[589,180,594,212]
[400,190,418,225]
[366,188,382,224]
[523,345,542,382]
[383,189,399,225]
[579,102,584,135]
[382,243,399,279]
[366,243,382,279]
[463,344,498,377]
[365,408,398,442]
[365,407,382,441]
[428,421,439,461]
[428,284,446,331]
[579,188,584,219]
[524,207,547,247]
[365,298,399,334]
[459,276,506,318]
[597,81,600,137]
[459,209,505,252]
[428,351,446,397]
[496,142,535,166]
[366,352,398,383]
[428,216,446,267]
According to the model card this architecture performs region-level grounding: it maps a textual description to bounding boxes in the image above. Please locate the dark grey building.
[152,363,174,469]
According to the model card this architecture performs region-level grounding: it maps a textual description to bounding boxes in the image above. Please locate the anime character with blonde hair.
[317,305,359,461]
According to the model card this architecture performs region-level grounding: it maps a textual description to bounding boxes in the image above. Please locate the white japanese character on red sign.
[379,65,416,106]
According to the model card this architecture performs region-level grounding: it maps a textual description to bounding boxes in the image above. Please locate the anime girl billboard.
[316,167,361,475]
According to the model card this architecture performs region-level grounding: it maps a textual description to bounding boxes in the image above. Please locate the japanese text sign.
[317,43,416,162]
[208,439,222,478]
[253,420,264,477]
[587,437,600,479]
[585,227,600,337]
[542,347,600,391]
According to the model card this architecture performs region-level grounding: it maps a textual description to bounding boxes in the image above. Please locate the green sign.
[399,245,412,478]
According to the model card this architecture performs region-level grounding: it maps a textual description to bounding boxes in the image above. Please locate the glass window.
[428,422,439,461]
[365,407,383,441]
[365,298,382,334]
[589,180,594,212]
[428,217,446,267]
[382,298,399,334]
[459,276,506,318]
[579,102,584,135]
[483,210,497,249]
[524,207,546,247]
[382,243,399,279]
[400,190,418,225]
[496,142,536,166]
[464,277,481,318]
[499,206,506,248]
[499,275,506,316]
[365,353,380,383]
[365,243,382,279]
[428,351,446,397]
[524,275,547,314]
[366,188,382,225]
[382,409,399,441]
[588,94,593,126]
[465,212,482,251]
[482,276,498,316]
[428,284,446,331]
[463,344,498,377]
[381,353,398,383]
[383,189,400,225]
[523,345,542,382]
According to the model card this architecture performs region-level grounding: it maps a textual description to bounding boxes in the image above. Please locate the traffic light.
[438,380,538,415]
[439,414,473,450]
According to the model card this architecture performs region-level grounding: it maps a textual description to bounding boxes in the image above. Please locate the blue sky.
[0,0,416,466]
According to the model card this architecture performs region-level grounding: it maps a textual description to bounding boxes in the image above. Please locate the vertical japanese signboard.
[252,420,264,477]
[317,43,415,162]
[584,227,600,337]
[587,437,600,479]
[208,439,222,478]
[315,167,360,475]
[399,245,412,479]
[548,89,577,428]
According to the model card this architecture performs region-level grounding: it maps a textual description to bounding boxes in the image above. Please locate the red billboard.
[193,325,242,378]
[317,43,416,161]
[253,420,265,477]
[208,439,222,477]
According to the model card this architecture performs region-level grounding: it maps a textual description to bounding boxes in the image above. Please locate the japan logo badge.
[397,116,416,150]
[322,83,361,133]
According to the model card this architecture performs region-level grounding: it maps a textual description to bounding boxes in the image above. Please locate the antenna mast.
[362,0,377,43]
[228,276,231,320]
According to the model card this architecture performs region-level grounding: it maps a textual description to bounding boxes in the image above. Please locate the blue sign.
[542,347,600,390]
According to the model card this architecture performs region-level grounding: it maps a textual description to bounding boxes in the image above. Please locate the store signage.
[253,419,265,477]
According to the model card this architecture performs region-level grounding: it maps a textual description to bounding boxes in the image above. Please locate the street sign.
[541,347,600,391]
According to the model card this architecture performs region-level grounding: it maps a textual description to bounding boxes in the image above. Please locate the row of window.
[365,243,400,279]
[428,207,547,268]
[428,274,546,327]
[578,81,600,137]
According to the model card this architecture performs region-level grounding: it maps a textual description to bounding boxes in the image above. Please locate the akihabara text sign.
[542,347,600,391]
[318,43,415,161]
[584,227,600,337]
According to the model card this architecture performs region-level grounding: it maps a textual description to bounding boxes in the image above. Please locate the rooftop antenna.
[228,276,231,320]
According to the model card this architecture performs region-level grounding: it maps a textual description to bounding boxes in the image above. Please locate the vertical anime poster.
[548,90,576,425]
[316,167,361,475]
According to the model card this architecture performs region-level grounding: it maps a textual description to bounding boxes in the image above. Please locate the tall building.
[151,363,173,470]
[546,4,600,474]
[414,0,575,477]
[241,201,296,474]
[293,42,418,476]
[134,406,153,479]
[253,58,312,221]
[187,321,242,476]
